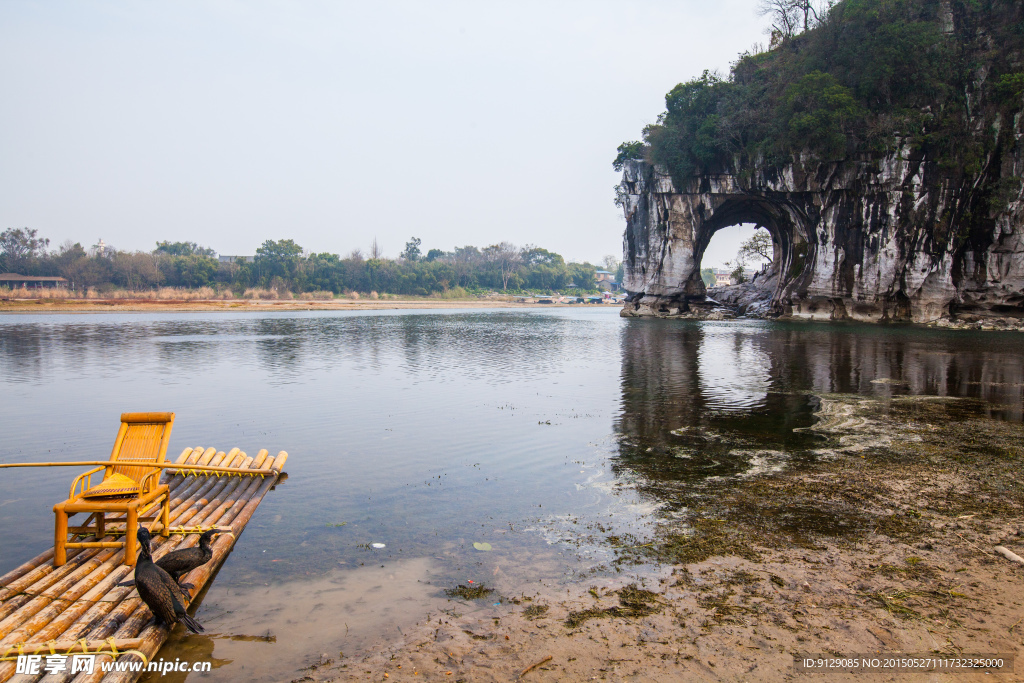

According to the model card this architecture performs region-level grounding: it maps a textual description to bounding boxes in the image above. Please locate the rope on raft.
[168,468,265,478]
[0,637,149,666]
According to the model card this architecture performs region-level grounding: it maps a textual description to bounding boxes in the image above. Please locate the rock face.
[619,149,1024,322]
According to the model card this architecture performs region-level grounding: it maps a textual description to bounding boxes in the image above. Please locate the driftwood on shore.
[0,446,288,683]
[994,545,1024,566]
[519,655,553,677]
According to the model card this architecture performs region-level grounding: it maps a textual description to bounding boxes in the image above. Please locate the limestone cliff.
[619,143,1024,322]
[618,0,1024,324]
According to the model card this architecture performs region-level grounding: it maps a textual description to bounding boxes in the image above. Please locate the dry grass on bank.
[0,286,234,300]
[0,286,469,302]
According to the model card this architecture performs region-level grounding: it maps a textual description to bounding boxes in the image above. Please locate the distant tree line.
[0,228,615,296]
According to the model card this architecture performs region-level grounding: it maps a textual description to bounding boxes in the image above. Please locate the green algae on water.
[444,583,494,600]
[564,583,662,628]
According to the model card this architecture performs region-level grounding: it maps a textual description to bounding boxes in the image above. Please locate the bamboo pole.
[156,447,196,489]
[76,456,282,683]
[1,637,147,682]
[77,613,158,683]
[197,448,218,466]
[0,547,120,640]
[33,579,143,683]
[94,467,281,683]
[0,546,91,605]
[0,551,122,680]
[251,449,269,470]
[0,455,230,638]
[166,459,261,558]
[0,451,231,611]
[173,448,193,466]
[3,559,135,662]
[61,471,207,545]
[223,458,282,535]
[0,475,218,682]
[52,602,146,683]
[0,638,143,657]
[98,449,236,532]
[165,458,253,531]
[0,549,100,619]
[0,462,276,477]
[162,451,230,513]
[0,552,79,606]
[0,550,56,589]
[0,465,196,606]
[1,446,285,683]
[43,509,229,683]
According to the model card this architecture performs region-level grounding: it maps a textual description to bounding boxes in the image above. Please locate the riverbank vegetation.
[0,229,620,298]
[615,0,1024,190]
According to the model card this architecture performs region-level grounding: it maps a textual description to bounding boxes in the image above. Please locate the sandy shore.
[305,395,1024,682]
[0,298,622,314]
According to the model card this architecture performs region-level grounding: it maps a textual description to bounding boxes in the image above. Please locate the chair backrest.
[107,412,175,484]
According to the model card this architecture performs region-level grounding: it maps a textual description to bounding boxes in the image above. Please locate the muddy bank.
[309,395,1024,682]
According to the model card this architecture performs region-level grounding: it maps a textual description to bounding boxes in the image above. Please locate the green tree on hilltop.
[783,72,862,158]
[614,0,1018,189]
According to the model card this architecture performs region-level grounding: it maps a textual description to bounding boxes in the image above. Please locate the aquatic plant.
[444,583,494,600]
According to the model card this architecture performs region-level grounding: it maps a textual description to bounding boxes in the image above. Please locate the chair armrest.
[138,470,161,493]
[69,467,105,502]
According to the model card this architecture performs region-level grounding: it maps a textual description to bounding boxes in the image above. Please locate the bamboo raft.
[0,446,289,683]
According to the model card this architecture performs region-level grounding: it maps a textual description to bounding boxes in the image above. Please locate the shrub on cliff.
[623,0,1024,188]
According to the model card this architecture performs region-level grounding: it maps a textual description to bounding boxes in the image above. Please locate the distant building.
[218,255,255,264]
[594,270,622,291]
[0,273,68,289]
[711,268,758,286]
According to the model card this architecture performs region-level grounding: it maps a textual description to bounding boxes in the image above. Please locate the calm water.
[1,309,1022,679]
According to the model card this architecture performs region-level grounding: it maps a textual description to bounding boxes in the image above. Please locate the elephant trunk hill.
[618,0,1024,325]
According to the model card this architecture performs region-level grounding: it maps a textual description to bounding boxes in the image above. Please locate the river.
[1,309,1021,680]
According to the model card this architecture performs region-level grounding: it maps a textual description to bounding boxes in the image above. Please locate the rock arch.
[618,157,1024,323]
[688,197,801,302]
[619,164,812,317]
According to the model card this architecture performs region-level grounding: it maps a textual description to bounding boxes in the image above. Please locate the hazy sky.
[1,1,766,266]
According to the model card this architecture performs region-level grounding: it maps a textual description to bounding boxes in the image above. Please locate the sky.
[0,1,767,267]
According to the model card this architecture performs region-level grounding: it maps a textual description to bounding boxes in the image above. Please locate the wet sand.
[305,395,1024,682]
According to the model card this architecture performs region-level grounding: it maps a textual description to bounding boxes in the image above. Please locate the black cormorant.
[134,528,204,633]
[156,528,232,589]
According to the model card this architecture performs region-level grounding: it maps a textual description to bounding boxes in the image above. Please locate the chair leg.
[160,494,170,537]
[125,505,138,566]
[96,512,106,538]
[53,503,68,567]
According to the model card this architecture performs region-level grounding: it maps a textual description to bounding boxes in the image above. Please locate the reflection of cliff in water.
[613,321,1024,509]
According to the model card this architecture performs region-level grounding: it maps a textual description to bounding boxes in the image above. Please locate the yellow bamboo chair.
[53,412,175,567]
